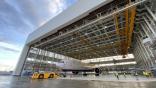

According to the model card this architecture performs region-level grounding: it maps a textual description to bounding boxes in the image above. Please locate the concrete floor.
[0,76,156,88]
[61,74,156,82]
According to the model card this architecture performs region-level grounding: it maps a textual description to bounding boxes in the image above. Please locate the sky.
[0,0,77,71]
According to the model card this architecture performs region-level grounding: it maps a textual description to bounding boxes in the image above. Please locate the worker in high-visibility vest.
[143,71,149,77]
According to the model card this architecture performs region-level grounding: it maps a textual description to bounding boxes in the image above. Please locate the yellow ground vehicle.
[32,72,59,79]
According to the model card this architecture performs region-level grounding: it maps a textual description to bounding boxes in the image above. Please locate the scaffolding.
[21,0,156,73]
[23,47,62,73]
[31,0,146,60]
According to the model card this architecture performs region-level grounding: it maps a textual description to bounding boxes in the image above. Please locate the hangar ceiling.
[31,0,147,60]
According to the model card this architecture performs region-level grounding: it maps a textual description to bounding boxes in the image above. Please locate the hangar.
[13,0,156,76]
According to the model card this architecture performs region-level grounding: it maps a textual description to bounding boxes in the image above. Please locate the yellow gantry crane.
[114,0,136,58]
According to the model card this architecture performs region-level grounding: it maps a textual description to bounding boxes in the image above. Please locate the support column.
[13,45,30,76]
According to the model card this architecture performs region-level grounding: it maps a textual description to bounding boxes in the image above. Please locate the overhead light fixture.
[104,26,108,29]
[85,33,88,35]
[111,42,114,43]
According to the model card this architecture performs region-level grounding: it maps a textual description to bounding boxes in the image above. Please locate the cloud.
[0,42,21,53]
[0,0,34,34]
[9,0,71,26]
[0,41,22,68]
[0,0,77,70]
[0,0,77,45]
[0,47,19,53]
[0,0,34,45]
[5,0,77,27]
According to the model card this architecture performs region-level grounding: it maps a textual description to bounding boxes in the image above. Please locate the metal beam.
[128,6,136,47]
[34,0,146,48]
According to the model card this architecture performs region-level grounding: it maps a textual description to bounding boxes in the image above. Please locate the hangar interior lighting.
[81,54,134,63]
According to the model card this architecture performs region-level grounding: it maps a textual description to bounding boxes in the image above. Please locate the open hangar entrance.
[14,0,156,76]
